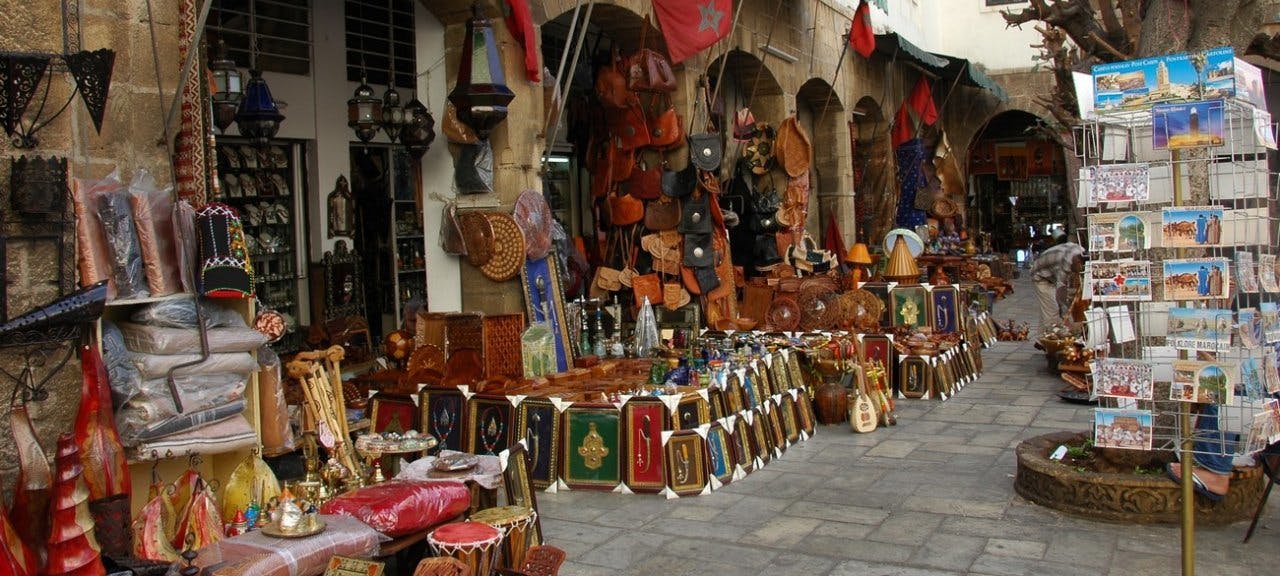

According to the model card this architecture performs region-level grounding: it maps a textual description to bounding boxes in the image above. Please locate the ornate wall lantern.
[348,72,382,143]
[448,3,514,139]
[209,38,243,134]
[400,95,436,159]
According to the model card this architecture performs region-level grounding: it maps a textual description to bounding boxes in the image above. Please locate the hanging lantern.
[208,38,242,134]
[400,96,436,160]
[381,85,406,142]
[234,69,285,148]
[447,3,515,139]
[348,74,382,143]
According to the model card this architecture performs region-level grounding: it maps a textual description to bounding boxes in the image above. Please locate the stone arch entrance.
[706,50,787,136]
[851,96,894,244]
[967,109,1069,256]
[796,78,850,246]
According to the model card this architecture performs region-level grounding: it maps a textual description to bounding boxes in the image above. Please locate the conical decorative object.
[130,475,179,562]
[76,345,131,556]
[448,3,515,139]
[44,434,106,576]
[0,510,38,576]
[63,49,116,134]
[0,279,108,346]
[172,477,223,552]
[884,235,921,285]
[7,402,50,568]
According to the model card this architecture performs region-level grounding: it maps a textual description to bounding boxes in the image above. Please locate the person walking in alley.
[1031,230,1085,335]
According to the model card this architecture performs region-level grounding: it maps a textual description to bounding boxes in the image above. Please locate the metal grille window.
[345,0,417,88]
[984,0,1028,5]
[207,0,312,76]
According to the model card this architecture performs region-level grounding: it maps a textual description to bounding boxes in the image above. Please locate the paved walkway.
[537,277,1280,575]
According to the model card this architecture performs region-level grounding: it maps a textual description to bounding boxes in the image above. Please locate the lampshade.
[235,69,285,147]
[884,235,921,285]
[845,242,872,265]
[348,75,382,143]
[400,96,436,160]
[448,3,515,139]
[209,38,242,134]
[381,85,406,142]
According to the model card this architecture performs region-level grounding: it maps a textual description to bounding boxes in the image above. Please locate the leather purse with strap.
[595,48,635,110]
[688,79,723,172]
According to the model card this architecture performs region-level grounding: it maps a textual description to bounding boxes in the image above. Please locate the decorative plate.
[434,452,480,471]
[458,211,495,268]
[481,213,527,282]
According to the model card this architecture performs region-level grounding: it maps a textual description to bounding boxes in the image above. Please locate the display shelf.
[390,147,425,328]
[216,137,309,356]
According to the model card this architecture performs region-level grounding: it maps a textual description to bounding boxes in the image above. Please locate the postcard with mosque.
[1261,303,1280,342]
[1088,260,1152,302]
[1166,307,1233,351]
[1238,307,1263,349]
[1170,360,1236,405]
[1161,206,1225,248]
[1152,100,1226,150]
[1162,258,1230,301]
[1093,358,1154,400]
[1093,408,1154,451]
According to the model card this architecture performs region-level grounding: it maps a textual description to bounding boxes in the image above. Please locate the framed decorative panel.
[930,284,959,334]
[749,409,771,464]
[521,255,575,372]
[785,351,805,393]
[860,281,892,325]
[769,353,789,397]
[796,391,816,436]
[466,395,514,456]
[726,372,747,413]
[900,355,930,399]
[765,403,786,452]
[706,422,735,486]
[502,442,543,546]
[779,393,800,443]
[560,404,621,490]
[742,369,762,409]
[707,386,726,421]
[731,415,755,474]
[671,394,710,430]
[369,393,417,435]
[664,430,709,497]
[515,397,560,489]
[861,334,895,396]
[419,387,466,452]
[621,397,667,493]
[890,285,929,329]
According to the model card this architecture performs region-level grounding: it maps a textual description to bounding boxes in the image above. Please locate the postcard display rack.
[1079,47,1279,467]
[215,137,308,355]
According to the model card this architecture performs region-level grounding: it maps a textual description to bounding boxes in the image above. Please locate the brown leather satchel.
[610,191,645,226]
[626,157,662,200]
[632,272,662,307]
[595,49,634,110]
[609,137,635,182]
[628,49,677,93]
[612,103,652,151]
[643,195,680,231]
[649,106,683,149]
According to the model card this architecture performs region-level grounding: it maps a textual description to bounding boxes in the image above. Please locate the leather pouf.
[813,380,848,425]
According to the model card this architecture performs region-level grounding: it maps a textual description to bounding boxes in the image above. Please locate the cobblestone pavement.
[536,277,1280,575]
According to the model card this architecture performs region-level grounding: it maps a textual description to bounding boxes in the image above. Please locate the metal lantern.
[348,74,382,143]
[400,96,436,160]
[447,3,514,139]
[235,69,285,147]
[381,85,406,142]
[209,38,242,134]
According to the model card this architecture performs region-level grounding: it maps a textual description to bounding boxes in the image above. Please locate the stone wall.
[0,0,179,500]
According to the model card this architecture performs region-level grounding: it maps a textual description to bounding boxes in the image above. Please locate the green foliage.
[1066,438,1095,460]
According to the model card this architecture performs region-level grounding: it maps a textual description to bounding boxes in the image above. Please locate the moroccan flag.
[908,76,938,125]
[654,0,733,64]
[891,103,913,148]
[850,0,875,58]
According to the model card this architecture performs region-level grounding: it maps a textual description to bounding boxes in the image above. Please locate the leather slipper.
[1165,462,1225,502]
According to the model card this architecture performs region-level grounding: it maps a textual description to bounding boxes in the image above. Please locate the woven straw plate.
[481,212,527,282]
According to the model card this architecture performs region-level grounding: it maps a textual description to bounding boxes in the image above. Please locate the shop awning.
[936,56,1009,102]
[874,33,950,73]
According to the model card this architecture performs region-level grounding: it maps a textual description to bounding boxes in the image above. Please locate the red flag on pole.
[849,0,875,58]
[908,76,938,125]
[891,103,913,147]
[653,0,733,64]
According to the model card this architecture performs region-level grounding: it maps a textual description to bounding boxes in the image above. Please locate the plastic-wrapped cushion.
[73,173,121,298]
[113,372,247,444]
[129,297,246,329]
[196,515,386,576]
[131,414,257,459]
[125,401,245,445]
[128,351,257,380]
[319,479,471,537]
[96,184,150,299]
[116,322,266,354]
[128,170,182,296]
[101,322,142,408]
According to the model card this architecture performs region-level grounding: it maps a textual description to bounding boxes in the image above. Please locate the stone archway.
[707,50,788,135]
[796,78,851,246]
[851,96,895,244]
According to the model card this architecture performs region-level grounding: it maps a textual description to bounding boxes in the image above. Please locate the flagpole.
[816,27,850,133]
[541,0,597,174]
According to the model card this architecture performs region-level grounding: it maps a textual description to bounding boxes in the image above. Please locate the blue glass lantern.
[235,69,285,147]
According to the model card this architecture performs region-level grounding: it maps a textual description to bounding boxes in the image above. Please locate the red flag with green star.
[653,0,733,64]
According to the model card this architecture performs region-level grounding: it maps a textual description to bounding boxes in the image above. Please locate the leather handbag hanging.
[644,195,681,231]
[632,272,662,306]
[688,80,723,172]
[627,20,677,93]
[662,162,697,198]
[625,156,662,200]
[649,106,684,149]
[610,191,645,226]
[608,137,635,182]
[678,191,714,235]
[595,48,634,110]
[612,103,652,151]
[439,201,468,256]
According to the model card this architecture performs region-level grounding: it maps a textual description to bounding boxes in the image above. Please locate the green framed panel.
[560,404,622,490]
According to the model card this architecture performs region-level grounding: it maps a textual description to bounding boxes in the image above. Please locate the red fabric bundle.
[319,480,470,537]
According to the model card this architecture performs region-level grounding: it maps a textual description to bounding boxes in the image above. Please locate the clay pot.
[814,380,849,425]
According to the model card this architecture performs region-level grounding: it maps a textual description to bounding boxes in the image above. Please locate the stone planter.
[1014,431,1265,525]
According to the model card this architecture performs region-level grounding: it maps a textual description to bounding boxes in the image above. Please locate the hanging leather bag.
[688,79,723,171]
[648,106,684,149]
[627,18,677,93]
[625,156,663,200]
[612,103,652,151]
[595,48,634,110]
[632,272,663,307]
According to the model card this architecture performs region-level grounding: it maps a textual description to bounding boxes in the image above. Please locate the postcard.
[1108,305,1137,343]
[1153,100,1225,150]
[1263,303,1280,343]
[1240,357,1266,400]
[1267,345,1280,394]
[1161,206,1225,248]
[1084,307,1110,348]
[1088,260,1152,302]
[1092,358,1154,400]
[1238,307,1263,349]
[1166,307,1233,351]
[1254,108,1277,150]
[1170,359,1236,405]
[1261,255,1279,292]
[1093,52,1200,111]
[1082,163,1150,205]
[1237,252,1259,294]
[1094,408,1154,451]
[1162,258,1230,300]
